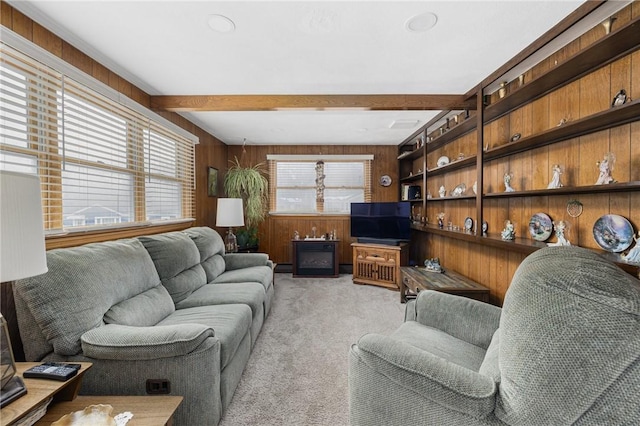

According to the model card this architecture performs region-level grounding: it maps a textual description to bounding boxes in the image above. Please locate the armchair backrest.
[496,246,640,424]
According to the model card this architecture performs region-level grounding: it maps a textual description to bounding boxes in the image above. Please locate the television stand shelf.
[351,242,409,290]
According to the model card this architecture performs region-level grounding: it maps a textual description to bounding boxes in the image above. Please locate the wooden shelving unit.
[398,7,640,298]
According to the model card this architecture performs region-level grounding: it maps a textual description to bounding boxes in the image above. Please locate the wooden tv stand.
[351,242,409,290]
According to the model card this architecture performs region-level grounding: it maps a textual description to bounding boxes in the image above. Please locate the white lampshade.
[216,198,245,227]
[0,171,48,282]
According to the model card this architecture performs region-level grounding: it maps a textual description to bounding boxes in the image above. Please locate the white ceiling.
[7,1,586,146]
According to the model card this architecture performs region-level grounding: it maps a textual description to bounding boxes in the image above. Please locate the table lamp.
[216,198,244,253]
[0,171,48,407]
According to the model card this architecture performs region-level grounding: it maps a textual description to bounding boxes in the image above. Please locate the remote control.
[23,362,81,381]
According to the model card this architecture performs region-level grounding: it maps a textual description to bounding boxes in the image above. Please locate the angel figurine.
[439,185,446,198]
[504,172,515,192]
[547,220,571,246]
[547,164,563,189]
[501,220,515,240]
[622,232,640,264]
[595,152,615,185]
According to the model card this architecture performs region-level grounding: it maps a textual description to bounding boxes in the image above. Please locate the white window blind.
[268,155,372,214]
[0,42,195,234]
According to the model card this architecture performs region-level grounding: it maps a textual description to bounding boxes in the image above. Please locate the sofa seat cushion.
[138,232,207,304]
[391,321,486,371]
[176,283,265,319]
[157,304,252,369]
[212,266,273,292]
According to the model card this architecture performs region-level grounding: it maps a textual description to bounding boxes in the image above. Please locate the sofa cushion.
[138,232,207,303]
[104,285,175,327]
[13,239,162,357]
[184,227,226,282]
[212,266,273,292]
[391,321,486,371]
[157,304,252,369]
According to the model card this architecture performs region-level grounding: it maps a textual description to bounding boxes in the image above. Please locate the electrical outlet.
[146,379,171,394]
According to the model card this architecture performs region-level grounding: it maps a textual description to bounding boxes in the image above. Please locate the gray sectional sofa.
[13,226,274,426]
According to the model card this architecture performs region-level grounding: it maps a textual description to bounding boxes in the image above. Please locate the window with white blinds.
[267,155,372,214]
[0,42,196,234]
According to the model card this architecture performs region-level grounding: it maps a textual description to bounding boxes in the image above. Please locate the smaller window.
[268,155,372,214]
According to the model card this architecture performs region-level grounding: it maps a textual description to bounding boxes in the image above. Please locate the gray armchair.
[349,246,640,425]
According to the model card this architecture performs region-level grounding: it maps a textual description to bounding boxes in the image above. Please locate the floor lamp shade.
[0,171,48,282]
[216,198,244,253]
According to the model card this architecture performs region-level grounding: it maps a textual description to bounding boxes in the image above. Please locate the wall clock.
[379,175,392,187]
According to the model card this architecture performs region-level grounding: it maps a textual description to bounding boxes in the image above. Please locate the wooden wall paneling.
[578,131,606,186]
[632,121,640,181]
[547,195,571,244]
[531,96,549,134]
[611,124,631,182]
[1,1,12,27]
[632,50,640,102]
[580,66,611,118]
[10,7,32,39]
[576,193,602,250]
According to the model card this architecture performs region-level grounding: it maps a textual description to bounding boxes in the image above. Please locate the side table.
[1,362,92,426]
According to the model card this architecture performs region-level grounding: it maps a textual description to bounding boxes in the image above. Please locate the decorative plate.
[451,183,466,197]
[482,221,488,234]
[510,133,521,142]
[464,217,473,232]
[379,175,392,187]
[529,212,553,241]
[436,156,450,167]
[593,214,634,252]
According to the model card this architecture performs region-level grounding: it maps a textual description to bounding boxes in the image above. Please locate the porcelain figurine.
[501,220,515,240]
[504,172,515,192]
[547,164,563,189]
[439,185,446,198]
[595,153,615,185]
[622,232,640,264]
[547,220,571,246]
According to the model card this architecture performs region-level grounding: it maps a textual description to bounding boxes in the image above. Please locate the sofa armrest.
[223,252,271,270]
[81,323,217,360]
[351,333,497,418]
[409,291,501,349]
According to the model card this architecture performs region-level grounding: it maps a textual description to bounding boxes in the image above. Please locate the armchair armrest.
[351,333,497,418]
[223,252,271,270]
[81,323,217,360]
[409,291,501,349]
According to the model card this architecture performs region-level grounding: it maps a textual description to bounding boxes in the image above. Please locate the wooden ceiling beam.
[150,94,477,112]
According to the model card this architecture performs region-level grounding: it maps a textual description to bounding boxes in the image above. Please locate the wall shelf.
[484,100,640,161]
[426,117,476,152]
[400,172,424,183]
[484,15,640,123]
[427,156,477,176]
[484,182,640,198]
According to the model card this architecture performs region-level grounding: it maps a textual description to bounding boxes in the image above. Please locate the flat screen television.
[350,201,411,245]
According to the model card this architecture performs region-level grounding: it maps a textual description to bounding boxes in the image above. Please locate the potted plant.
[223,157,269,251]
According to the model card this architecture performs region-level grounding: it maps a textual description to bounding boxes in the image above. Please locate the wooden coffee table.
[400,266,490,304]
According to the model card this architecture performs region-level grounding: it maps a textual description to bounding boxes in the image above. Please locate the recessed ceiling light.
[208,14,235,33]
[405,12,438,33]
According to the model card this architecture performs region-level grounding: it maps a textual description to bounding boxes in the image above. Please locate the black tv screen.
[350,202,411,244]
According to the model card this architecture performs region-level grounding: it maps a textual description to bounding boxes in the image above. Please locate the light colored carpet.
[219,273,405,426]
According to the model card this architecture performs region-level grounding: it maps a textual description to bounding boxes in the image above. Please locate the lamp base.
[1,376,27,408]
[224,228,238,253]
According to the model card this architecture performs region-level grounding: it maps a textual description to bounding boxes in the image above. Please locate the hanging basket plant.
[223,156,269,229]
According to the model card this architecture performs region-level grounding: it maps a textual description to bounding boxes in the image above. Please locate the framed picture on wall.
[208,167,218,197]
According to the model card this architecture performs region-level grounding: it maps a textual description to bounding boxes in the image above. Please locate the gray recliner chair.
[349,246,640,425]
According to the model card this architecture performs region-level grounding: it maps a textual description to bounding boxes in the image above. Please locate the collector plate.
[529,212,553,241]
[451,183,466,197]
[464,217,473,231]
[593,214,634,252]
[436,156,450,167]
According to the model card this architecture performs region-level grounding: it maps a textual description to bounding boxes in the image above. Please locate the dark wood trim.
[150,94,476,112]
[483,182,640,198]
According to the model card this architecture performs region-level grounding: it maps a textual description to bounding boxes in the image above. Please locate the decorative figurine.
[595,152,616,185]
[547,220,571,246]
[504,172,515,192]
[498,81,507,99]
[501,220,516,240]
[437,212,445,229]
[293,230,300,240]
[621,232,640,264]
[439,185,446,198]
[547,164,563,189]
[472,181,478,195]
[611,89,627,107]
[424,257,443,273]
